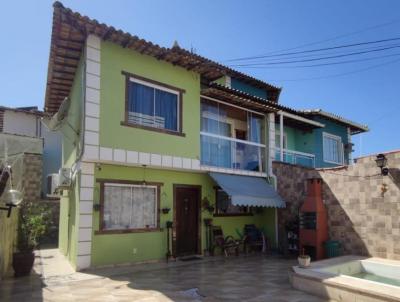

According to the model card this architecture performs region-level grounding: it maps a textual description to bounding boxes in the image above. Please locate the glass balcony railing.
[200,132,265,172]
[274,148,315,168]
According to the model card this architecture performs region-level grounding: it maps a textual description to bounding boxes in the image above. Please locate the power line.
[224,18,400,61]
[227,37,400,62]
[229,44,400,67]
[228,52,400,69]
[231,42,400,63]
[251,57,400,82]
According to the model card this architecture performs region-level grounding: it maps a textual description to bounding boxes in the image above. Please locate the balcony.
[274,148,315,168]
[201,132,266,172]
[200,97,266,173]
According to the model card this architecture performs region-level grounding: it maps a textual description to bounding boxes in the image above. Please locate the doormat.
[179,256,203,262]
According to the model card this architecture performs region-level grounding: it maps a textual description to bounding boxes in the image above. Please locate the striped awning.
[209,172,285,208]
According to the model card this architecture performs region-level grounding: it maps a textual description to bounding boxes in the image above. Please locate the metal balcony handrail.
[200,131,266,147]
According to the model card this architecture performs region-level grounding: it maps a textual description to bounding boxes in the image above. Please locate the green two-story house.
[45,2,368,270]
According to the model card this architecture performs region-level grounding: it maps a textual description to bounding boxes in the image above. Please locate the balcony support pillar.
[267,113,276,176]
[279,113,284,162]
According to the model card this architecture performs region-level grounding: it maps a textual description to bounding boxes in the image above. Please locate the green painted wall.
[231,78,267,99]
[90,164,276,267]
[311,116,349,168]
[59,181,78,268]
[58,56,84,268]
[0,207,18,277]
[100,41,201,159]
[275,118,350,168]
[275,124,314,154]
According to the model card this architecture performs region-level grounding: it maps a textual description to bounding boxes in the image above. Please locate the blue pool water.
[351,272,400,287]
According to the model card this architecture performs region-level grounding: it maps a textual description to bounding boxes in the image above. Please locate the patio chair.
[243,224,268,254]
[211,226,241,257]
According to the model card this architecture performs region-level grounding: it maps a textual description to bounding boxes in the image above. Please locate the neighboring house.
[0,106,62,196]
[274,108,368,168]
[44,2,368,270]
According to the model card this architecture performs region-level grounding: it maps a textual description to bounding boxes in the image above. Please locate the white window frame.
[322,132,344,165]
[128,77,180,132]
[102,182,158,231]
[275,132,287,149]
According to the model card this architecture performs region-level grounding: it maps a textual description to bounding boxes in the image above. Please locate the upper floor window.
[323,132,343,164]
[200,98,264,144]
[122,72,184,135]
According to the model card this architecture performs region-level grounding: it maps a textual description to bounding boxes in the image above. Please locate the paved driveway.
[0,252,330,301]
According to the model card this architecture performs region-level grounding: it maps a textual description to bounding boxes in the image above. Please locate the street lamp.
[375,154,389,176]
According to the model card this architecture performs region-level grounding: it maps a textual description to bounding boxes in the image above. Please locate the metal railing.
[275,148,315,168]
[200,132,266,172]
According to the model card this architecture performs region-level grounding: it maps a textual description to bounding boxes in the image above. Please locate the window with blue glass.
[127,79,179,132]
[323,132,343,164]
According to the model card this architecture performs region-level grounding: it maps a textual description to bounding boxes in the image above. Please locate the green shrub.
[16,202,51,252]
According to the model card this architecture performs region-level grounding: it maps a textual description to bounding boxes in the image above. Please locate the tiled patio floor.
[0,250,332,301]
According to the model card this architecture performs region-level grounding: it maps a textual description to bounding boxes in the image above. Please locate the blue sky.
[1,0,399,157]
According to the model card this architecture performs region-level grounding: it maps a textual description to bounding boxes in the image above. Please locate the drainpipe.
[279,112,284,162]
[71,45,87,181]
[266,112,279,249]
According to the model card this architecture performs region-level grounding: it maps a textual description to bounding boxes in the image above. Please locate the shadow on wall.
[322,181,369,256]
[389,167,400,191]
[273,161,372,258]
[274,151,400,260]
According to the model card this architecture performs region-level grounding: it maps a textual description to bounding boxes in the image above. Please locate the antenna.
[43,97,78,135]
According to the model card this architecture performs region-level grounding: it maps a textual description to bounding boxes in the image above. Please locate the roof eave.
[301,109,369,134]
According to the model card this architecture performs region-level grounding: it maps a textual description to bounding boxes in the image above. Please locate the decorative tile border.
[85,145,266,177]
[77,34,101,270]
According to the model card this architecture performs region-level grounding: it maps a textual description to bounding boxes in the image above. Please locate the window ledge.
[95,228,163,235]
[120,121,186,137]
[213,213,254,217]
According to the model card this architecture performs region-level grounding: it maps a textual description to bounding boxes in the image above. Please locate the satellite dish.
[43,97,71,131]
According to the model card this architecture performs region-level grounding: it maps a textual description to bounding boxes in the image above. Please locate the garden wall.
[273,150,400,260]
[0,153,43,278]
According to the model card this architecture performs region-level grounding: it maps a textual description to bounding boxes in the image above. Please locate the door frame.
[172,184,202,257]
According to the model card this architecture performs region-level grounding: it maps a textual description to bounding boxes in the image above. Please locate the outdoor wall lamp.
[375,154,389,176]
[0,189,23,217]
[0,165,23,218]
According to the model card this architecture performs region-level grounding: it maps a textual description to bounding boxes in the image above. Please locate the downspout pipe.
[71,44,87,180]
[265,113,279,249]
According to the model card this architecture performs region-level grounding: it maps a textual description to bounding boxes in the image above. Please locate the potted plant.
[298,248,311,268]
[161,207,170,214]
[201,197,214,214]
[13,202,50,277]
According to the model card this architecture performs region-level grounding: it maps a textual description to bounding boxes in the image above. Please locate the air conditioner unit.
[46,173,59,197]
[58,168,72,188]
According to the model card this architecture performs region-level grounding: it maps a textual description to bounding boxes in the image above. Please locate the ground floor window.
[101,182,159,231]
[214,188,252,216]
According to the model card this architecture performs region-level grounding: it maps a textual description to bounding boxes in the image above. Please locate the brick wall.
[273,151,400,260]
[22,153,42,202]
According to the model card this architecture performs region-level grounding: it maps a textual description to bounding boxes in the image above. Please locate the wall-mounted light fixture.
[0,189,23,217]
[0,165,23,218]
[375,154,389,176]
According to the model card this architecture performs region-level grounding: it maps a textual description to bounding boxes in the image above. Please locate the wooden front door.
[174,185,200,256]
